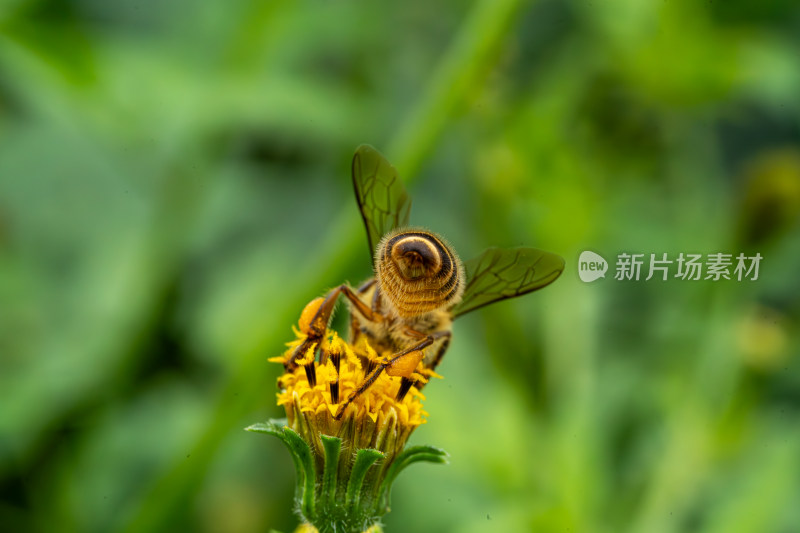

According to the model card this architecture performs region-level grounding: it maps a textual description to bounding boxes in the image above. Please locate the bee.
[285,145,564,420]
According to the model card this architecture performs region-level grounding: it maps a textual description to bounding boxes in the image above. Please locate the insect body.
[286,145,564,419]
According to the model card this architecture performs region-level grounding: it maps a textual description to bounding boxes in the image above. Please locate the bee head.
[375,229,464,317]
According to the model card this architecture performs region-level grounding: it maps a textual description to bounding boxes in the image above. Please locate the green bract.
[248,420,448,533]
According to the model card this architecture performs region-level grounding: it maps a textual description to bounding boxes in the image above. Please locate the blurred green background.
[2,0,800,532]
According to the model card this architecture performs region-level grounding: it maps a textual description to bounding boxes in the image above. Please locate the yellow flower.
[273,320,431,457]
[250,298,448,533]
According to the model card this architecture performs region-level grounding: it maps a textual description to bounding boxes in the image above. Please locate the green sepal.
[283,428,317,518]
[246,420,316,517]
[346,448,384,513]
[250,420,447,532]
[320,435,342,510]
[247,420,304,502]
[377,445,448,511]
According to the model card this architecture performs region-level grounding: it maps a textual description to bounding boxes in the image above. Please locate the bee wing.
[451,247,565,318]
[352,145,412,264]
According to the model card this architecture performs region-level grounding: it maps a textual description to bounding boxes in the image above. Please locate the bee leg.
[370,283,382,314]
[396,331,451,398]
[356,278,377,294]
[349,279,376,346]
[334,331,449,420]
[287,284,384,370]
[333,362,388,420]
[426,335,451,372]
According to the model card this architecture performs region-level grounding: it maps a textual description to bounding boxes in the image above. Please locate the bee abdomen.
[375,229,464,317]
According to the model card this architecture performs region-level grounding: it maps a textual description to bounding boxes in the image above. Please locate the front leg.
[286,284,383,371]
[348,279,377,347]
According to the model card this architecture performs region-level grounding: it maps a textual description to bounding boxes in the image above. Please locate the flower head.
[250,298,448,533]
[270,323,432,456]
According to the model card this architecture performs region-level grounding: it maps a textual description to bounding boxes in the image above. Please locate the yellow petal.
[295,343,317,366]
[420,368,444,380]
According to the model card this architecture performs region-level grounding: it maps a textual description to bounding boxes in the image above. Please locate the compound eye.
[391,236,442,280]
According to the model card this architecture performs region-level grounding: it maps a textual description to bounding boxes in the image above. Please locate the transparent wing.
[452,247,565,317]
[352,144,411,263]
